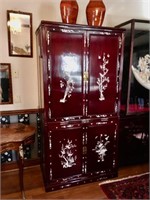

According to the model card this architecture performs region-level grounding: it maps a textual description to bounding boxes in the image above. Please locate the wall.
[0,0,150,111]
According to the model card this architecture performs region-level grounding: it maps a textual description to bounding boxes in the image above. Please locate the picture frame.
[0,63,13,104]
[7,10,33,57]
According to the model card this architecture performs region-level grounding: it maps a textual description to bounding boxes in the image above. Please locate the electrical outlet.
[13,70,19,78]
[14,95,21,103]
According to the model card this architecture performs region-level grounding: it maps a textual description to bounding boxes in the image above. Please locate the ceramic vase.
[60,0,79,24]
[86,0,106,26]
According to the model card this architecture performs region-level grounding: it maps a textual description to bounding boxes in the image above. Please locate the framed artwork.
[7,10,33,57]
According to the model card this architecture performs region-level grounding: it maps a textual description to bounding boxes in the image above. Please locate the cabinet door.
[48,126,83,180]
[86,119,118,173]
[46,30,85,119]
[87,32,121,115]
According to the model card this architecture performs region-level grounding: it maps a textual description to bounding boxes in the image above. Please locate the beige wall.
[0,0,150,111]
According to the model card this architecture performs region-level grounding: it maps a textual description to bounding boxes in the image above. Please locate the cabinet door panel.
[48,31,84,119]
[86,121,117,172]
[49,127,83,179]
[88,33,120,115]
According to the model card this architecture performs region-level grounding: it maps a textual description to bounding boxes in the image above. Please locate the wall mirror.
[0,63,13,104]
[7,10,33,57]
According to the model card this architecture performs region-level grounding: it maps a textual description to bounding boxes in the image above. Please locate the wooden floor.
[1,162,149,199]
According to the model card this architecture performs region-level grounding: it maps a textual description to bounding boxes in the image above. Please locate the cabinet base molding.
[43,169,118,192]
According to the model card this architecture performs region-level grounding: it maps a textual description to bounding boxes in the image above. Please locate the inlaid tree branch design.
[59,139,77,168]
[60,71,75,103]
[97,53,110,101]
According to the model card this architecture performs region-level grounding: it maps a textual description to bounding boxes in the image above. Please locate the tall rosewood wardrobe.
[36,21,125,192]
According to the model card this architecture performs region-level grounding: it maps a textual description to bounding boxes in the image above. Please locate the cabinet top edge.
[35,20,125,33]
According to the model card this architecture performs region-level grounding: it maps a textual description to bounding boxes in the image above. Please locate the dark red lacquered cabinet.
[36,21,125,192]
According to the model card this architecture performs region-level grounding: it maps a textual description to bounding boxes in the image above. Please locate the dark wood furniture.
[115,19,149,166]
[36,21,125,192]
[0,123,36,199]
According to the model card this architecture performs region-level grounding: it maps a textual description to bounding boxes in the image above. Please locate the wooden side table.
[0,123,36,199]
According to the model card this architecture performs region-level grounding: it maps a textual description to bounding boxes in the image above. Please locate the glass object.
[86,0,106,26]
[7,10,33,57]
[60,0,79,24]
[116,19,150,114]
[0,63,13,104]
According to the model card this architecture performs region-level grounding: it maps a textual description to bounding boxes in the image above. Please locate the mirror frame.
[0,63,13,105]
[7,10,33,57]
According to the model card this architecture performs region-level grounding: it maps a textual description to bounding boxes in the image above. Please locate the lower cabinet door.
[86,121,118,174]
[48,126,83,181]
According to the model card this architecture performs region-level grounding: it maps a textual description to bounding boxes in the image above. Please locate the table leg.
[18,144,26,200]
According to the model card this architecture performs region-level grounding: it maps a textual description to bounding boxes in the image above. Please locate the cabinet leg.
[18,144,26,199]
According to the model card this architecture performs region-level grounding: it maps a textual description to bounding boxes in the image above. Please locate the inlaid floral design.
[59,139,77,168]
[97,53,110,101]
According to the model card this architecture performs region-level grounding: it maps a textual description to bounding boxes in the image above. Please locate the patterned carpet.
[99,172,149,199]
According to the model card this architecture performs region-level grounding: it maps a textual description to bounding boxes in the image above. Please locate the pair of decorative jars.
[60,0,106,26]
